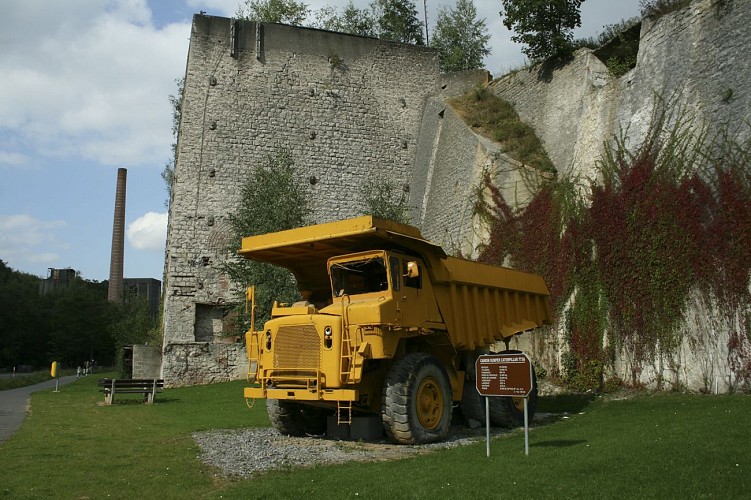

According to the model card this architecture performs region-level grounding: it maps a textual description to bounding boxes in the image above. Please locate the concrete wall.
[162,341,248,386]
[132,345,162,379]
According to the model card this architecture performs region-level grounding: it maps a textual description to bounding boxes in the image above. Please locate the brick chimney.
[107,168,127,303]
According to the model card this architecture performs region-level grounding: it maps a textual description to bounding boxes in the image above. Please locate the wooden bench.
[98,378,164,405]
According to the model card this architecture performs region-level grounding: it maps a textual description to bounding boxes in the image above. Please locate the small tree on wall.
[225,150,311,329]
[500,0,585,62]
[235,0,310,25]
[313,1,377,36]
[162,78,184,209]
[373,0,425,45]
[358,178,412,224]
[431,0,491,72]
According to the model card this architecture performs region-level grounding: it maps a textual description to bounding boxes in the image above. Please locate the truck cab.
[245,248,446,412]
[325,250,442,330]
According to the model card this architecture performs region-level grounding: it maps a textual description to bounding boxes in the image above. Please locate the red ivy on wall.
[478,131,751,390]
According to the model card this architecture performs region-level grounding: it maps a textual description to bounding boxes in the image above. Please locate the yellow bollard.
[50,361,59,392]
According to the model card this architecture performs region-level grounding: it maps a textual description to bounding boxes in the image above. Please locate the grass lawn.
[1,375,748,499]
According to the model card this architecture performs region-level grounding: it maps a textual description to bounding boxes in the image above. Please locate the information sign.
[475,352,534,457]
[475,353,533,398]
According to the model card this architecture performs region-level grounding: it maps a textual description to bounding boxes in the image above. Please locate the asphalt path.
[0,375,78,444]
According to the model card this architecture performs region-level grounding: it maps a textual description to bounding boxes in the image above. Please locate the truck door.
[395,257,426,327]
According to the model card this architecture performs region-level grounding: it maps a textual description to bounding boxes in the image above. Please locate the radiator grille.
[274,325,320,370]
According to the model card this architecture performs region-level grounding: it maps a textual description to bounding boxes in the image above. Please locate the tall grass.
[449,87,556,174]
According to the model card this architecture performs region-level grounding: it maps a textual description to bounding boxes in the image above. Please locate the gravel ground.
[194,380,569,478]
[193,419,548,479]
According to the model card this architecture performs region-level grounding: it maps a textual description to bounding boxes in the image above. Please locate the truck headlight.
[324,326,333,349]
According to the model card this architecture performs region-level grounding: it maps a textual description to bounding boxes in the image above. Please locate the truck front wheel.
[267,400,327,436]
[382,353,452,444]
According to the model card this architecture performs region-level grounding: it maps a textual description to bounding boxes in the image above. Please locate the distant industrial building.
[39,268,79,295]
[39,268,160,317]
[123,278,161,318]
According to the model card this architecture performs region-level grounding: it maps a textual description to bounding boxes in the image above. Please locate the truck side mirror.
[405,261,419,278]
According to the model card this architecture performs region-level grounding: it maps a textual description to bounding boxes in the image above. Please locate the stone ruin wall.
[490,0,751,391]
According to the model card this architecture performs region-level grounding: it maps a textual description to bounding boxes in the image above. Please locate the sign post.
[475,353,533,456]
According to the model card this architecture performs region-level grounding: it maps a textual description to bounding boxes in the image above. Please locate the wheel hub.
[416,376,443,430]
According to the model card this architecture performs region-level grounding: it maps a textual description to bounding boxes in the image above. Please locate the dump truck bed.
[238,216,551,344]
[433,256,551,350]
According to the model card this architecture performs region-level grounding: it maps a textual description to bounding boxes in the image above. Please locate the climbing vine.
[477,102,751,391]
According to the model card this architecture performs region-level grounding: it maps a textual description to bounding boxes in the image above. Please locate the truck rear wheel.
[382,353,452,444]
[267,400,327,436]
[460,379,486,424]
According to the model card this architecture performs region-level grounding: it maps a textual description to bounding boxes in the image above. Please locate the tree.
[500,0,585,62]
[0,261,43,368]
[359,178,411,224]
[373,0,424,45]
[162,78,183,209]
[235,0,310,25]
[39,278,118,367]
[109,298,156,375]
[225,150,311,328]
[431,0,491,72]
[313,2,377,37]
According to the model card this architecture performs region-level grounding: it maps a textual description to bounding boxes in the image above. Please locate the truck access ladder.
[340,325,356,384]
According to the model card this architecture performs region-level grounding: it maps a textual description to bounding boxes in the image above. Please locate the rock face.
[489,0,751,392]
[162,2,750,390]
[491,0,750,180]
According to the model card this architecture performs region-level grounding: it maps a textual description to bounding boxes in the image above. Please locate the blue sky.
[0,0,640,283]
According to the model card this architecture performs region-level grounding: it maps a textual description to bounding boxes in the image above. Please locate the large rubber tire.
[460,378,487,424]
[382,353,452,444]
[267,400,327,436]
[493,350,538,427]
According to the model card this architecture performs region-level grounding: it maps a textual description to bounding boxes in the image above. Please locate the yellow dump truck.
[241,216,551,444]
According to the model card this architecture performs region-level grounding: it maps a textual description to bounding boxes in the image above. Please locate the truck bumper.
[244,386,358,402]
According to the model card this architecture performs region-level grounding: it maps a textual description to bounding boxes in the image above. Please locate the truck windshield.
[331,257,388,296]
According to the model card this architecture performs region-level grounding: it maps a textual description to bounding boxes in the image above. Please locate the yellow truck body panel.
[239,215,551,345]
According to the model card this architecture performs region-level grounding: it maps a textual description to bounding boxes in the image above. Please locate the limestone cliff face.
[488,0,750,391]
[491,0,750,180]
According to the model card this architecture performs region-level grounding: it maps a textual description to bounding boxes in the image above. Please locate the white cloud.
[0,214,67,268]
[127,211,167,250]
[0,1,191,167]
[0,150,30,167]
